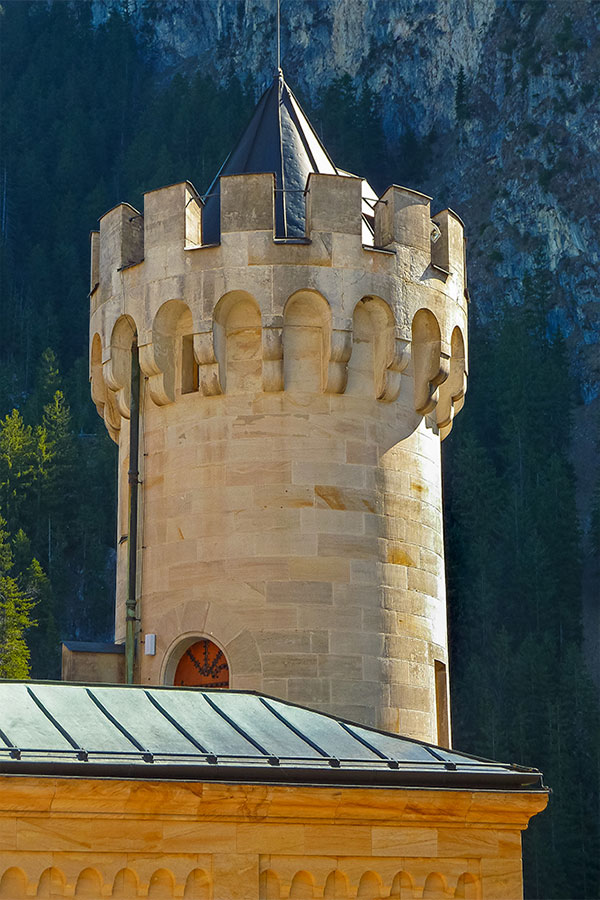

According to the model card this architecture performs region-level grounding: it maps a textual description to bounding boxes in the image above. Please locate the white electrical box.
[144,633,156,656]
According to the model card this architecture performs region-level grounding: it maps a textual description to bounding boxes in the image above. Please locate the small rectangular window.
[434,660,450,747]
[181,334,199,394]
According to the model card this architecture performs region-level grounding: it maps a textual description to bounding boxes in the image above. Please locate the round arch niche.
[166,636,230,688]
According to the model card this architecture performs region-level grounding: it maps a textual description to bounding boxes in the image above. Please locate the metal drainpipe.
[125,339,141,684]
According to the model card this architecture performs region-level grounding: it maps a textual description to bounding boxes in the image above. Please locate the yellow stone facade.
[89,174,467,744]
[0,775,546,899]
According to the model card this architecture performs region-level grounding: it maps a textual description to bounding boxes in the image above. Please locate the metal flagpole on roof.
[277,0,281,72]
[276,0,288,237]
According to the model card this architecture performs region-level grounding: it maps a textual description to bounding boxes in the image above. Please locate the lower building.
[0,682,547,898]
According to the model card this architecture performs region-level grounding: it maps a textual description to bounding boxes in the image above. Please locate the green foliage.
[538,165,553,191]
[445,269,600,899]
[591,478,600,557]
[25,347,60,423]
[524,0,548,33]
[311,73,389,190]
[0,517,41,679]
[538,149,570,190]
[395,126,436,189]
[554,16,584,54]
[519,41,543,80]
[0,409,39,527]
[455,66,469,121]
[580,82,595,105]
[0,574,34,678]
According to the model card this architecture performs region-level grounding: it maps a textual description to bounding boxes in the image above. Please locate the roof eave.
[0,758,546,791]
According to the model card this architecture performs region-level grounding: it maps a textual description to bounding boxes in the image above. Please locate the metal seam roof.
[201,71,376,245]
[0,681,544,791]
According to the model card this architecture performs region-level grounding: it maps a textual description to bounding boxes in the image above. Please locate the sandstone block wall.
[0,777,546,899]
[89,174,468,743]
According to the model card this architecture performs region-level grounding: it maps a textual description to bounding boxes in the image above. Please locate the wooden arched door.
[174,639,229,687]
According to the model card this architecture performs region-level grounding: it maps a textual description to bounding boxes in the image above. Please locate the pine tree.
[0,518,37,679]
[591,477,600,557]
[0,409,38,531]
[41,388,77,510]
[26,347,61,422]
[315,74,387,184]
[455,66,469,121]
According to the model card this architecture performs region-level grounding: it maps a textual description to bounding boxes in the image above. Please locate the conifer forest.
[0,3,599,897]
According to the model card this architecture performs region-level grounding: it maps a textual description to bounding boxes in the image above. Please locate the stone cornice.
[0,776,548,829]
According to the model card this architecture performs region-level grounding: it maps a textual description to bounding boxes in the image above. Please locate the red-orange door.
[174,640,229,687]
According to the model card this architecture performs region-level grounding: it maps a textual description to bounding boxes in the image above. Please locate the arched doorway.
[174,639,230,688]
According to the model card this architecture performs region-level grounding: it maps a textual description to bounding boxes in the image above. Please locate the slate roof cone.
[201,70,377,244]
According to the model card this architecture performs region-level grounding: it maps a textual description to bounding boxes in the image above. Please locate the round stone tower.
[89,75,467,743]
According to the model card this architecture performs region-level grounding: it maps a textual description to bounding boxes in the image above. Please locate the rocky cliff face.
[91,0,599,405]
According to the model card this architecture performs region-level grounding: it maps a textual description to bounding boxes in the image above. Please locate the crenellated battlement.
[91,174,467,293]
[90,172,467,444]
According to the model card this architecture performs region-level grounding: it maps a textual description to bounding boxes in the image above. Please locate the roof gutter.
[0,759,545,791]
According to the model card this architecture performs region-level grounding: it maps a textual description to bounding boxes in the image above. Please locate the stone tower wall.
[90,172,468,742]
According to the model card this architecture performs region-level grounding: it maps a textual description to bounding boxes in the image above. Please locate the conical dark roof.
[201,71,376,243]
